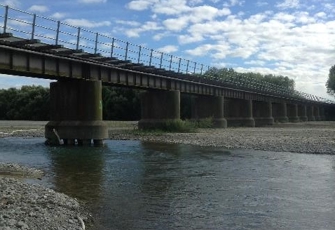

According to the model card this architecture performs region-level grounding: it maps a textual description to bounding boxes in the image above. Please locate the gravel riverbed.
[1,120,335,229]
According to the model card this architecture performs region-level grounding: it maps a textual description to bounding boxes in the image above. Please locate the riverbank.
[1,120,335,154]
[0,163,91,230]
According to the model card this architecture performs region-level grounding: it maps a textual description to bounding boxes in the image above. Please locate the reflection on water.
[1,138,335,229]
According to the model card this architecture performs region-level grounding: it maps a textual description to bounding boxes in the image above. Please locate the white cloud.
[64,19,111,28]
[126,0,155,11]
[116,20,141,27]
[223,0,244,7]
[78,0,107,3]
[51,12,67,20]
[0,0,20,8]
[276,0,300,9]
[157,45,178,53]
[125,21,163,37]
[28,5,49,13]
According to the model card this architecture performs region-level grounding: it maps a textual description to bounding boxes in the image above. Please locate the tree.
[326,65,335,96]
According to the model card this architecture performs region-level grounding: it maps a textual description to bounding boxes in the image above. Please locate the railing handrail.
[0,4,333,104]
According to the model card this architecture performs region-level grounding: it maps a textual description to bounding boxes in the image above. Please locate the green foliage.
[201,67,295,91]
[326,65,335,96]
[0,86,50,120]
[195,117,214,128]
[102,86,141,121]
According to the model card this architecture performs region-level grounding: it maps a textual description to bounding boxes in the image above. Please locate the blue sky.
[0,0,334,99]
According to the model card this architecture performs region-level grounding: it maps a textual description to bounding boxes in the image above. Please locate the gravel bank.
[1,121,335,154]
[109,121,335,154]
[0,163,91,230]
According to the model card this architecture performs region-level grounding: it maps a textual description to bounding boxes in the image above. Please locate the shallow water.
[1,138,335,230]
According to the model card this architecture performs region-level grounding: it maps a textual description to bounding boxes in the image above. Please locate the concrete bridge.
[0,5,333,146]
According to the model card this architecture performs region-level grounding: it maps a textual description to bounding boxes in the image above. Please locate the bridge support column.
[298,105,308,122]
[45,80,108,146]
[225,99,255,127]
[253,101,274,126]
[307,106,315,121]
[320,107,326,120]
[138,90,181,130]
[272,102,289,123]
[191,95,227,128]
[314,106,321,121]
[287,104,300,122]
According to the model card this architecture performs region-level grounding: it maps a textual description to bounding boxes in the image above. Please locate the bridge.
[0,5,334,146]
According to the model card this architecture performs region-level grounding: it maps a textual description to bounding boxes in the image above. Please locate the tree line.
[0,68,297,121]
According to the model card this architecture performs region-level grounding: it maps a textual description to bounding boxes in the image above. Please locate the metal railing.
[0,4,209,74]
[0,4,333,104]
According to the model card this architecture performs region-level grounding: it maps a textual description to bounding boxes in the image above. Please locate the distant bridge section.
[0,5,334,146]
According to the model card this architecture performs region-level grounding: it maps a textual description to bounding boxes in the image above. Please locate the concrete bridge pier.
[225,99,255,127]
[191,95,227,128]
[307,105,315,121]
[314,106,321,121]
[320,107,326,120]
[45,80,108,146]
[138,90,181,130]
[272,102,289,123]
[298,105,308,122]
[253,101,274,126]
[287,104,300,122]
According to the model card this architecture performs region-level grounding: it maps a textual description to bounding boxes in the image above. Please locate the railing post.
[55,21,60,45]
[31,14,36,40]
[177,58,181,73]
[125,42,129,60]
[149,49,153,66]
[3,5,8,33]
[159,53,163,68]
[76,27,81,50]
[110,37,115,57]
[186,60,189,73]
[94,32,99,54]
[169,55,173,70]
[137,46,142,63]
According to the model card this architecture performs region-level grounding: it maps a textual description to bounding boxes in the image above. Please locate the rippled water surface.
[1,138,335,230]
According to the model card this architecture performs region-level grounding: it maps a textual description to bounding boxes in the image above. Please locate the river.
[1,137,335,230]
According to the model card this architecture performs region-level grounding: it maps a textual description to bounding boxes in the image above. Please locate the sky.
[0,0,334,99]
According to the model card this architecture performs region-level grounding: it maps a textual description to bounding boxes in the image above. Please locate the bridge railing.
[0,5,333,104]
[0,5,210,74]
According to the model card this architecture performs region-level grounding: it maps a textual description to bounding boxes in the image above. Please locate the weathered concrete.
[191,95,227,128]
[298,104,308,122]
[45,80,108,146]
[272,102,289,123]
[287,104,300,122]
[138,90,181,130]
[320,107,326,121]
[314,106,321,121]
[253,101,274,126]
[225,99,255,127]
[307,105,315,121]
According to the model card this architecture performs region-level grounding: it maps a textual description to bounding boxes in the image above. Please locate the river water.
[1,137,335,230]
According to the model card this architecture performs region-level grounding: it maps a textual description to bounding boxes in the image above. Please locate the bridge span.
[0,5,334,146]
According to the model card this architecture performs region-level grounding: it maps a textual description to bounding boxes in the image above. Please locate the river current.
[1,137,335,230]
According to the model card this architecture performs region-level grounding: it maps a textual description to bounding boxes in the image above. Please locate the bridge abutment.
[191,95,227,128]
[272,102,289,123]
[225,99,255,127]
[45,80,108,146]
[298,105,308,122]
[138,90,181,130]
[253,101,274,126]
